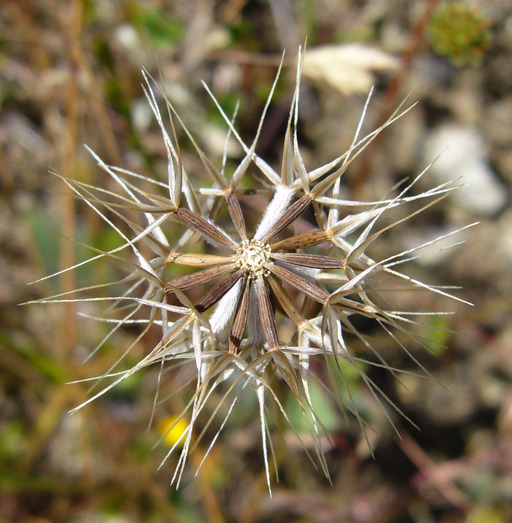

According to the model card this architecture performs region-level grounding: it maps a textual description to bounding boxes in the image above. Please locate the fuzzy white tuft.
[254,185,294,240]
[209,279,243,335]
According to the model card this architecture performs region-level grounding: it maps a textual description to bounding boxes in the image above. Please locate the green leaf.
[133,8,184,48]
[425,315,453,356]
[285,380,340,433]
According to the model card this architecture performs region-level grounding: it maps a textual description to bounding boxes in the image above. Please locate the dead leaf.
[302,44,399,95]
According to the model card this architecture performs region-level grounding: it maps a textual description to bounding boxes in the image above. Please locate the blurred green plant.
[130,6,184,48]
[428,3,491,66]
[425,315,453,356]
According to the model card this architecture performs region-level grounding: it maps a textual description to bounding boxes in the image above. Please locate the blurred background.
[1,0,511,521]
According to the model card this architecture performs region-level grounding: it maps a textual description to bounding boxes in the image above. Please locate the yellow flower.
[158,415,189,448]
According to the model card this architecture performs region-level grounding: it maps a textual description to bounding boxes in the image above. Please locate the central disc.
[235,239,271,279]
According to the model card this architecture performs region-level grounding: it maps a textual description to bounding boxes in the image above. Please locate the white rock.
[423,124,508,216]
[114,24,146,64]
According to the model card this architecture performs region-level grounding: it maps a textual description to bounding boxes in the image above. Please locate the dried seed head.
[34,48,471,494]
[234,239,271,279]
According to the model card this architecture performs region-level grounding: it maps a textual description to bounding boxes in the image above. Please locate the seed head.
[234,240,271,279]
[32,47,473,493]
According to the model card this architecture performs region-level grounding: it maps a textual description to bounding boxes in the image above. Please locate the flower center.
[235,239,271,279]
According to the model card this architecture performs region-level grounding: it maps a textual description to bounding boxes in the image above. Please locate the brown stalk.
[195,269,244,313]
[165,252,234,267]
[271,229,330,251]
[398,431,469,508]
[256,275,279,350]
[226,191,247,240]
[265,263,329,305]
[271,252,344,269]
[267,276,306,327]
[228,277,250,352]
[350,0,440,198]
[166,263,236,291]
[260,194,313,242]
[60,0,82,356]
[175,206,238,250]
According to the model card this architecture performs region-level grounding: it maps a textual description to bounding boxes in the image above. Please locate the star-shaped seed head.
[33,47,472,493]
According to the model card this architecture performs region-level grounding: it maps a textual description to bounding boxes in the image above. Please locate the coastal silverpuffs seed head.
[35,47,473,492]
